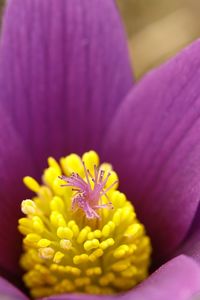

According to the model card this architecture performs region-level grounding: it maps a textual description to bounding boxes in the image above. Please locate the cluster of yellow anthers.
[18,150,152,299]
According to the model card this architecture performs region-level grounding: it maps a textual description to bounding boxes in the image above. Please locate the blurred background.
[117,0,200,78]
[1,0,200,79]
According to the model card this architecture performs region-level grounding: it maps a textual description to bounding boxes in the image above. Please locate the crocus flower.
[0,0,200,299]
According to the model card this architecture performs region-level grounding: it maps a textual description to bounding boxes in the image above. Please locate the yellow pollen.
[18,150,152,299]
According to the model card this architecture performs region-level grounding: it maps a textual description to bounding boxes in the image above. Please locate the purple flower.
[0,0,200,299]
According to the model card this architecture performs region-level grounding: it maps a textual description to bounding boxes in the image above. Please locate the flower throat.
[18,150,152,299]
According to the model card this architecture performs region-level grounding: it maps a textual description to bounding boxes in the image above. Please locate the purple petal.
[103,39,200,260]
[0,277,28,300]
[177,205,200,263]
[0,0,132,172]
[45,256,200,300]
[0,105,36,277]
[178,230,200,263]
[128,255,200,300]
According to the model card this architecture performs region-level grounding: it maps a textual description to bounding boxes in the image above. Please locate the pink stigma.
[59,163,118,219]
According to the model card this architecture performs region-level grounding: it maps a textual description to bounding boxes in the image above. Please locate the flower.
[19,151,152,298]
[0,0,200,300]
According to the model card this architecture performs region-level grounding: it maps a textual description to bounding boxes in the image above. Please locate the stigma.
[59,162,117,219]
[18,150,152,298]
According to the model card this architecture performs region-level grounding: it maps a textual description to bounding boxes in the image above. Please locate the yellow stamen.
[21,200,37,215]
[18,150,152,298]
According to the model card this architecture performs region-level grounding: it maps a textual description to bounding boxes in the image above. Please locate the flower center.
[18,150,152,299]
